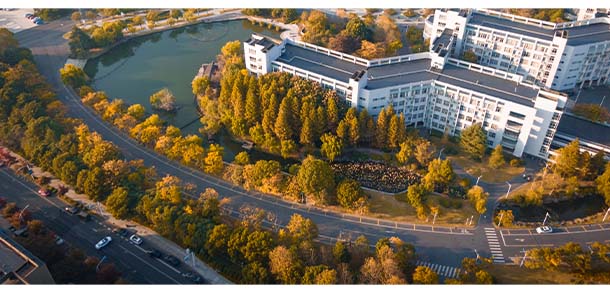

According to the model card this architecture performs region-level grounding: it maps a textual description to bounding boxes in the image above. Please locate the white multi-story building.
[577,8,610,21]
[244,34,568,159]
[424,9,610,92]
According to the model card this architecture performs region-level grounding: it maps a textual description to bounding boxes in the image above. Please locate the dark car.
[113,228,129,237]
[192,276,205,284]
[163,255,181,267]
[148,249,163,259]
[64,206,79,215]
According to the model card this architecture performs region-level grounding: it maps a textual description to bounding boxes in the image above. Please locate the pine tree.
[387,114,401,149]
[397,113,407,144]
[460,123,486,161]
[245,79,260,127]
[375,108,388,149]
[554,139,581,178]
[348,115,360,146]
[300,117,315,146]
[274,98,293,141]
[231,80,245,119]
[336,119,349,145]
[315,106,327,138]
[488,145,505,169]
[326,97,339,131]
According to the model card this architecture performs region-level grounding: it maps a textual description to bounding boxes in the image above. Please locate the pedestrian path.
[484,227,506,263]
[415,260,461,279]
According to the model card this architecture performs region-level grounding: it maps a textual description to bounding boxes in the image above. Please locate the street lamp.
[542,212,551,226]
[505,181,512,199]
[601,95,606,107]
[438,147,445,159]
[475,175,483,186]
[18,204,30,223]
[603,208,610,222]
[96,255,107,272]
[432,210,438,225]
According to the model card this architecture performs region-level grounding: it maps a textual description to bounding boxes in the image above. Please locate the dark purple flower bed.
[331,161,420,193]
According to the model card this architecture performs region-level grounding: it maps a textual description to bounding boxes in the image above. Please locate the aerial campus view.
[0,3,610,286]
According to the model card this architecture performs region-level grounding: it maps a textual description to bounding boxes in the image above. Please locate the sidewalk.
[1,146,232,284]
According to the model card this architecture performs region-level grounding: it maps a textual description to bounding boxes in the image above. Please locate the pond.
[504,194,607,223]
[84,19,282,161]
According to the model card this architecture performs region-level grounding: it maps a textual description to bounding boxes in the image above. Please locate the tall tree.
[467,185,489,214]
[299,117,315,146]
[274,98,293,141]
[375,108,389,148]
[297,155,335,204]
[488,145,505,169]
[387,114,402,149]
[596,162,610,206]
[422,158,455,192]
[412,266,439,284]
[320,133,343,162]
[460,123,487,161]
[553,139,581,178]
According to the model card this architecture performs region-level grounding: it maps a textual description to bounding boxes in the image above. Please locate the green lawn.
[449,154,525,183]
[483,263,577,284]
[366,190,478,226]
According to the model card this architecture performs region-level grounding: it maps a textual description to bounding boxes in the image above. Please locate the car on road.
[113,228,130,237]
[38,188,50,197]
[95,236,112,250]
[129,234,142,245]
[536,226,553,234]
[162,255,180,267]
[64,206,79,215]
[54,235,65,245]
[148,249,162,259]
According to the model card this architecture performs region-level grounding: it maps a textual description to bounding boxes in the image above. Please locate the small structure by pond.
[331,161,421,193]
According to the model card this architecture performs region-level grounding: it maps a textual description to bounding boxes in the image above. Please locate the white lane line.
[154,257,181,274]
[116,245,181,284]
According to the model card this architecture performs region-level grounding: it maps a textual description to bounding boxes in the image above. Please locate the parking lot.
[0,8,37,33]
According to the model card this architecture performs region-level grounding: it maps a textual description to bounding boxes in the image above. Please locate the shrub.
[510,158,524,167]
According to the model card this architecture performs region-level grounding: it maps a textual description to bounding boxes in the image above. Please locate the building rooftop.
[468,12,555,41]
[557,114,610,147]
[274,41,540,106]
[563,22,610,46]
[0,226,54,284]
[246,36,276,52]
[432,29,454,53]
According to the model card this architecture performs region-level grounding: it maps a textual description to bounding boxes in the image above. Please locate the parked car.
[77,211,91,221]
[536,226,553,234]
[33,19,43,25]
[162,255,180,267]
[24,13,33,18]
[95,236,112,250]
[113,228,129,237]
[148,249,162,259]
[129,234,143,245]
[54,235,65,245]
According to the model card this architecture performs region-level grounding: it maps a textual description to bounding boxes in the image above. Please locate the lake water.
[84,20,284,161]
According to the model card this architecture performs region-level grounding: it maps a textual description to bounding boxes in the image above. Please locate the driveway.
[0,9,37,33]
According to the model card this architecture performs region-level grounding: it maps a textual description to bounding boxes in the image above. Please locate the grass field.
[483,264,578,284]
[366,190,479,225]
[449,154,525,183]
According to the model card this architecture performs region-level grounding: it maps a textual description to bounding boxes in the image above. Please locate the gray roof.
[563,22,610,46]
[557,114,610,147]
[468,12,555,41]
[274,42,540,106]
[432,29,454,53]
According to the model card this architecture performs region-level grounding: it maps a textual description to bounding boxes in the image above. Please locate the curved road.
[14,17,610,276]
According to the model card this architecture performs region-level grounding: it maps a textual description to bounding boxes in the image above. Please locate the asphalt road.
[0,168,195,284]
[13,16,610,273]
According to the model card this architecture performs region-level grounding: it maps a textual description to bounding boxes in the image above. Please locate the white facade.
[423,9,610,92]
[244,34,567,159]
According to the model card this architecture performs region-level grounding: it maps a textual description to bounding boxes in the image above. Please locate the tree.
[301,10,331,45]
[463,50,478,63]
[488,145,505,169]
[467,186,489,214]
[233,151,250,165]
[280,139,297,159]
[68,26,94,58]
[221,40,242,58]
[269,246,302,284]
[553,139,581,178]
[357,40,385,59]
[406,183,427,211]
[423,158,455,192]
[387,114,402,149]
[297,155,335,204]
[396,140,414,165]
[132,15,144,28]
[285,213,319,244]
[345,15,370,40]
[460,123,486,161]
[299,117,315,146]
[191,76,210,97]
[572,103,610,123]
[170,9,183,19]
[328,33,360,54]
[495,209,514,227]
[412,266,439,284]
[274,98,293,141]
[71,11,82,22]
[204,144,224,175]
[150,88,176,112]
[336,179,367,211]
[320,133,343,162]
[105,187,130,219]
[333,241,351,264]
[596,162,610,206]
[60,64,88,89]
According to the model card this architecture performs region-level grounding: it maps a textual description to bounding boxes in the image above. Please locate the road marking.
[116,245,181,284]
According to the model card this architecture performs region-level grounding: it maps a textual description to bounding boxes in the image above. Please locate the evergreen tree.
[553,139,581,178]
[596,162,610,206]
[375,108,388,149]
[326,97,339,131]
[348,114,360,146]
[315,106,327,138]
[300,117,315,146]
[274,98,293,141]
[488,145,505,169]
[387,114,401,149]
[320,133,343,162]
[422,158,455,192]
[460,123,486,161]
[336,120,349,145]
[244,79,260,127]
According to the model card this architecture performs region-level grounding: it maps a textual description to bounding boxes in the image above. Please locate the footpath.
[0,146,231,284]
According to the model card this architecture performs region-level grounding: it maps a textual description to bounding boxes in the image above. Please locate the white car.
[129,234,143,245]
[536,226,553,234]
[95,236,112,250]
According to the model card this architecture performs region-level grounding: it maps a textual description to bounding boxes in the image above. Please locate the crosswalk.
[484,227,506,263]
[415,260,461,279]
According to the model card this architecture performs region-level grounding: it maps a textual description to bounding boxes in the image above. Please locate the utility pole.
[603,207,610,222]
[542,212,551,226]
[505,181,512,199]
[476,175,483,186]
